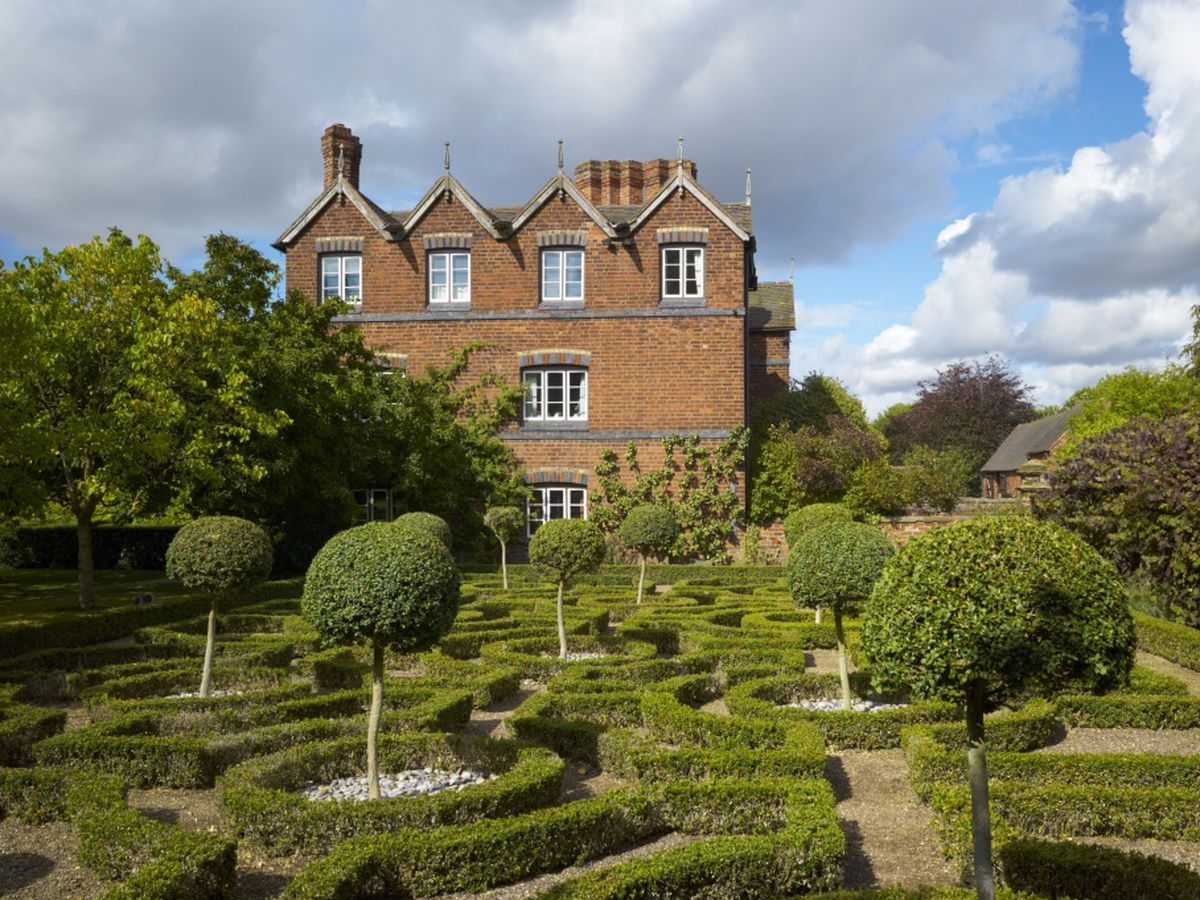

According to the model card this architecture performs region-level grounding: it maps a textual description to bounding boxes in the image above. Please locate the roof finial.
[676,136,684,164]
[337,144,345,178]
[557,139,564,173]
[789,256,795,284]
[444,141,450,174]
[745,168,752,207]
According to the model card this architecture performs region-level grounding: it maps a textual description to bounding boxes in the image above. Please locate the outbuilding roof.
[980,407,1079,473]
[747,281,795,331]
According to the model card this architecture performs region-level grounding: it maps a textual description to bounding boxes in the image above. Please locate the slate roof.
[980,408,1079,473]
[384,201,752,232]
[747,281,795,331]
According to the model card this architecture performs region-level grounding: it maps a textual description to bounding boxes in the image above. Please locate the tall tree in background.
[0,231,279,608]
[882,357,1036,480]
[1056,365,1200,456]
[1185,301,1200,377]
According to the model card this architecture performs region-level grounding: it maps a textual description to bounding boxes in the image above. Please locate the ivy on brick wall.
[590,430,748,563]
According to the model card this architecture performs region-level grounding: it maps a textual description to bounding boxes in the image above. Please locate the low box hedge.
[0,766,127,824]
[910,699,1061,754]
[1134,611,1200,672]
[220,732,565,854]
[34,731,221,789]
[478,634,657,680]
[998,836,1200,900]
[507,690,642,763]
[0,701,67,765]
[1057,692,1200,729]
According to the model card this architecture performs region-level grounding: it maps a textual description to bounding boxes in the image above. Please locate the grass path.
[827,749,959,890]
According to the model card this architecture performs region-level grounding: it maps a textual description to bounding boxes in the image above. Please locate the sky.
[0,0,1196,415]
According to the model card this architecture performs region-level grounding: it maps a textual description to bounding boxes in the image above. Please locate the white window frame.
[352,487,393,524]
[661,246,704,300]
[522,367,588,423]
[321,254,362,311]
[541,248,585,303]
[428,251,471,305]
[527,484,587,537]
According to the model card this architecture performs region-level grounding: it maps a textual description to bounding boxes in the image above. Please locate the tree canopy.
[1056,365,1200,456]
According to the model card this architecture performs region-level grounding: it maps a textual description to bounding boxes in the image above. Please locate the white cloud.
[834,0,1200,416]
[0,0,1079,265]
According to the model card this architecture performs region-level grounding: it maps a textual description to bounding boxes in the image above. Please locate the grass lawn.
[0,569,191,629]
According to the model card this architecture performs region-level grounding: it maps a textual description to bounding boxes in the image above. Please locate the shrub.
[998,837,1200,900]
[902,445,974,513]
[788,522,892,709]
[782,502,852,548]
[303,522,460,799]
[483,506,524,590]
[393,512,453,550]
[843,458,907,517]
[1133,612,1200,671]
[862,516,1134,897]
[166,515,274,697]
[528,519,606,658]
[619,504,679,604]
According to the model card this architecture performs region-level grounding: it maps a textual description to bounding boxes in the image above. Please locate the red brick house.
[274,124,793,532]
[980,407,1077,499]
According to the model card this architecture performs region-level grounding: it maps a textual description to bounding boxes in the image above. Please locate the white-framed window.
[429,251,470,304]
[522,368,587,423]
[527,485,587,537]
[541,249,584,302]
[321,255,362,310]
[661,246,703,299]
[352,488,393,524]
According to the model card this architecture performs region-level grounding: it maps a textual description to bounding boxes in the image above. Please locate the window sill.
[521,421,590,433]
[539,299,585,310]
[659,297,706,308]
[427,301,471,309]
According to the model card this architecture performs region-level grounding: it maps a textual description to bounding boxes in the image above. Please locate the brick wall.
[747,330,790,414]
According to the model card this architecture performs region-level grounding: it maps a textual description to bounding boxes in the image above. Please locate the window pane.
[523,371,542,420]
[542,251,561,300]
[564,252,583,299]
[451,254,470,300]
[546,370,565,418]
[527,493,544,535]
[685,248,702,296]
[430,254,447,301]
[547,488,565,520]
[663,248,681,296]
[568,488,585,519]
[343,257,361,275]
[568,371,587,419]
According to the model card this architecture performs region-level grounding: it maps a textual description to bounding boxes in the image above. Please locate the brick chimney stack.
[642,158,698,202]
[322,123,362,190]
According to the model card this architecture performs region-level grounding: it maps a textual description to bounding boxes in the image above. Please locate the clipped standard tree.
[484,506,524,590]
[619,504,679,604]
[303,522,460,800]
[783,502,854,623]
[165,516,274,697]
[528,518,606,658]
[861,516,1134,900]
[788,521,892,709]
[393,512,453,550]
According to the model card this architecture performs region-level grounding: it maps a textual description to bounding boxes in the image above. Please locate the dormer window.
[661,246,703,300]
[429,251,470,304]
[541,249,584,303]
[321,254,362,311]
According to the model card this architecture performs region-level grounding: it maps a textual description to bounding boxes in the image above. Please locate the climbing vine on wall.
[590,429,748,563]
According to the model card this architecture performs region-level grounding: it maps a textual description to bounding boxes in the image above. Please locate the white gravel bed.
[544,651,609,661]
[301,768,496,802]
[785,698,908,713]
[166,689,244,699]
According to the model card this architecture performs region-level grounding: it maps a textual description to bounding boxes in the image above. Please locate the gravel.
[543,651,608,661]
[786,698,908,713]
[166,689,244,699]
[300,768,496,802]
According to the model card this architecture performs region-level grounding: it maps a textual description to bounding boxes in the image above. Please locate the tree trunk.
[77,512,95,611]
[834,605,852,711]
[967,680,996,900]
[556,580,568,659]
[637,555,647,605]
[814,605,822,624]
[500,541,508,591]
[368,642,384,801]
[199,596,218,697]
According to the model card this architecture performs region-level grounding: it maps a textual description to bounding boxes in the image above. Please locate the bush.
[0,767,126,824]
[844,458,908,517]
[782,503,852,548]
[393,512,452,550]
[902,445,974,513]
[165,516,274,593]
[998,837,1200,900]
[1133,611,1200,671]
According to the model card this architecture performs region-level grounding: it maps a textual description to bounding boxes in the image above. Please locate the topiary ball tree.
[783,503,854,622]
[861,516,1134,900]
[528,519,606,658]
[303,522,460,800]
[165,516,274,698]
[484,506,524,590]
[393,512,452,551]
[619,504,679,604]
[787,521,892,710]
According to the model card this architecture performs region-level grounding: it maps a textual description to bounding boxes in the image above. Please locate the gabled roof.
[625,164,751,241]
[748,281,795,331]
[507,172,618,238]
[980,408,1079,473]
[399,173,504,238]
[273,175,397,250]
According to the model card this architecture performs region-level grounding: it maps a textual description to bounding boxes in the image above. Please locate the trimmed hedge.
[0,700,67,765]
[0,767,127,824]
[1057,692,1200,729]
[912,699,1061,754]
[1134,611,1200,671]
[998,837,1200,900]
[599,725,826,783]
[220,732,564,853]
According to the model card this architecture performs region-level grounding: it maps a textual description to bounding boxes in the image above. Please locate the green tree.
[1184,301,1200,377]
[165,516,274,696]
[619,504,679,604]
[788,522,892,709]
[901,445,976,513]
[862,517,1134,899]
[1057,365,1200,456]
[843,458,907,518]
[484,506,524,590]
[0,231,280,609]
[528,519,606,658]
[782,502,854,622]
[302,523,460,799]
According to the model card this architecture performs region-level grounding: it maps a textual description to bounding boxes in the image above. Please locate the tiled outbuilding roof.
[747,281,795,331]
[980,408,1079,473]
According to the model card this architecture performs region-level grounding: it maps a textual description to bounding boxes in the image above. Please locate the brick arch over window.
[517,350,591,368]
[526,469,589,487]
